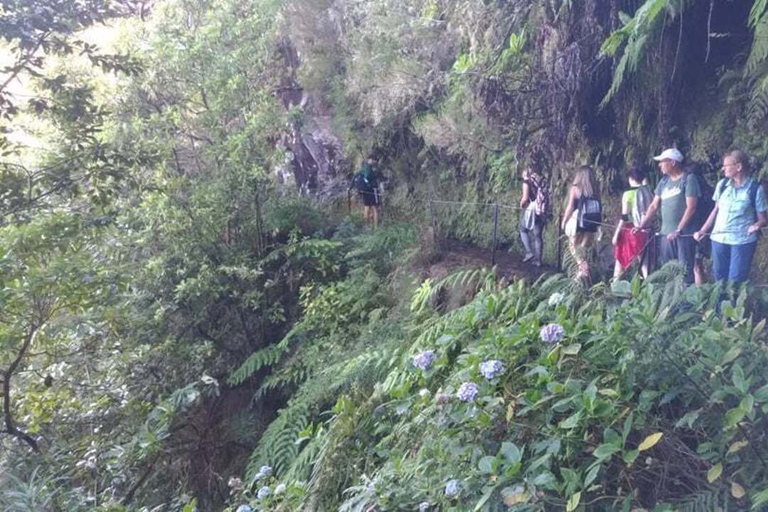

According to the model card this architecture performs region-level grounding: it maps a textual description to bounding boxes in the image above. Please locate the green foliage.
[600,0,670,108]
[249,268,768,511]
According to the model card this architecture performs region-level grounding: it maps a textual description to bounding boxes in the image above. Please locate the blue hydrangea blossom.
[257,486,272,500]
[479,360,504,380]
[540,323,565,344]
[456,382,479,402]
[412,350,436,370]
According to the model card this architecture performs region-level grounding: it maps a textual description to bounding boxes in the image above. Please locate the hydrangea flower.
[540,323,565,344]
[257,486,272,500]
[456,382,479,402]
[274,483,287,495]
[258,465,273,477]
[445,479,461,497]
[419,502,431,511]
[479,360,505,380]
[412,350,436,370]
[228,477,243,489]
[419,388,431,398]
[236,506,253,512]
[548,292,565,307]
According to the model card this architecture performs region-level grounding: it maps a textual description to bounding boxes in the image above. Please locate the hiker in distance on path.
[561,165,602,283]
[633,148,700,284]
[519,167,549,267]
[611,167,653,279]
[693,150,768,284]
[350,158,383,228]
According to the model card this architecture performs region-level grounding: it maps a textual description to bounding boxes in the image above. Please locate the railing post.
[491,203,500,266]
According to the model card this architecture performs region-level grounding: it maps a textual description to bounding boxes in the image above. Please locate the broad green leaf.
[740,395,755,415]
[731,482,746,499]
[732,363,747,393]
[561,467,580,489]
[560,411,582,429]
[725,407,747,428]
[593,443,621,460]
[566,491,581,512]
[623,449,639,465]
[500,442,522,464]
[754,384,768,403]
[603,428,621,447]
[532,471,557,488]
[707,463,723,483]
[478,455,496,474]
[721,346,741,365]
[638,432,663,451]
[584,464,600,487]
[561,343,582,355]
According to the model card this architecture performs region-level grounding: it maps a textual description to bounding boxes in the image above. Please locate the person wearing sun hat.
[633,148,701,284]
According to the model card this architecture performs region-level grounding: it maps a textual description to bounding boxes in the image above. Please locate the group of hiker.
[524,148,767,284]
[350,148,766,285]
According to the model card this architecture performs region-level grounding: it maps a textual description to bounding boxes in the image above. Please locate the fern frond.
[246,397,313,479]
[674,488,726,512]
[432,267,497,296]
[254,367,309,400]
[746,11,768,76]
[228,337,292,386]
[750,0,768,28]
[748,69,768,122]
[600,0,670,107]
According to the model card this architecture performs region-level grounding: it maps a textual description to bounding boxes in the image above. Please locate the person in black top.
[351,158,382,228]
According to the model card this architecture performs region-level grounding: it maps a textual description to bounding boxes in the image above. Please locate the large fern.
[600,0,676,108]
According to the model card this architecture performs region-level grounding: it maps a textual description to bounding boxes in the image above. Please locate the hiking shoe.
[522,253,534,263]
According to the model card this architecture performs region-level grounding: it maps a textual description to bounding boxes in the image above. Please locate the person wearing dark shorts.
[351,159,382,228]
[634,148,700,284]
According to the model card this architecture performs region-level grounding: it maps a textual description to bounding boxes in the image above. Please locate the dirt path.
[418,239,557,282]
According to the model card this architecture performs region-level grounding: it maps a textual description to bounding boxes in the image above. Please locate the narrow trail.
[417,239,556,283]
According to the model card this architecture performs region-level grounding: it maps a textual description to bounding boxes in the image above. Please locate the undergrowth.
[228,256,768,511]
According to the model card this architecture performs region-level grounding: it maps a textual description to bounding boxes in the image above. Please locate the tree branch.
[2,323,43,453]
[121,452,161,505]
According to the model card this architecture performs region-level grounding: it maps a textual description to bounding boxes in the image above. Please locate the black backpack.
[352,170,376,194]
[577,196,602,233]
[690,173,714,232]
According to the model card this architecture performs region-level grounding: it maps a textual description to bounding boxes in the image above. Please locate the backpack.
[630,185,653,226]
[690,173,714,232]
[577,196,602,233]
[532,176,551,218]
[352,167,376,194]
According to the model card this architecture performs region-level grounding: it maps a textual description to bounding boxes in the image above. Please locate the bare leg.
[363,205,371,224]
[694,259,705,285]
[372,206,380,229]
[614,260,623,280]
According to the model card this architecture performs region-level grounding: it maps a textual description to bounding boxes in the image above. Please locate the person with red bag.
[612,167,653,279]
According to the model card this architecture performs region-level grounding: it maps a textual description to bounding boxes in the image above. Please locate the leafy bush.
[245,267,768,511]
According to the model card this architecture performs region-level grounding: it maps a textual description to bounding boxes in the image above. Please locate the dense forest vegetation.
[3,0,768,510]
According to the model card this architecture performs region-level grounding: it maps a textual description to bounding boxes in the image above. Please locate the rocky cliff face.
[274,38,348,199]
